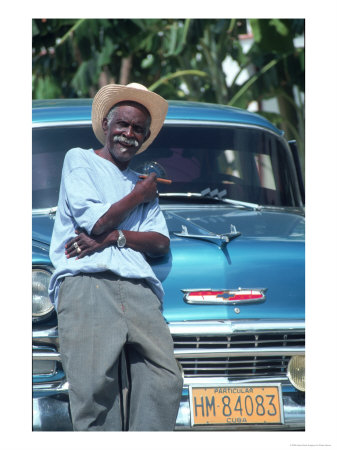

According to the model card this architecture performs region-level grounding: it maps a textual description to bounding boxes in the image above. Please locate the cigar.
[139,174,172,184]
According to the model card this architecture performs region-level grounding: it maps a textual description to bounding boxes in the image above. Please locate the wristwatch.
[117,230,126,248]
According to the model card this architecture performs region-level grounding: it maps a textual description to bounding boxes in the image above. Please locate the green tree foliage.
[32,19,304,106]
[32,18,249,101]
[248,19,304,159]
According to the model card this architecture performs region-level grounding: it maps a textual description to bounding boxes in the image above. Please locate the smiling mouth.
[113,135,139,150]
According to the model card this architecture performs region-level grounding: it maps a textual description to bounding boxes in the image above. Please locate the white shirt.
[49,148,170,309]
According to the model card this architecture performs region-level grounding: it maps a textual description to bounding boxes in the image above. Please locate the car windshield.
[32,123,300,210]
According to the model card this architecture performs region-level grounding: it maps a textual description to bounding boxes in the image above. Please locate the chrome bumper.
[33,377,304,431]
[33,319,305,431]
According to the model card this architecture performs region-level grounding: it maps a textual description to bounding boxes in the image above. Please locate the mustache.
[113,135,139,148]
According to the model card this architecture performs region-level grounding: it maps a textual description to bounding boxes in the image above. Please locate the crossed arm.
[65,173,170,260]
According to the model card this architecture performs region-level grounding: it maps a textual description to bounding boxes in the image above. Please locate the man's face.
[104,103,151,167]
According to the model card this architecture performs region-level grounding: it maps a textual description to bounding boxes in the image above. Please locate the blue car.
[32,99,305,431]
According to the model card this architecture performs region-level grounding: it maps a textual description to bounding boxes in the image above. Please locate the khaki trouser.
[57,271,183,431]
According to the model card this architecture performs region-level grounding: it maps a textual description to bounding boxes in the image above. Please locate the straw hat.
[91,82,168,154]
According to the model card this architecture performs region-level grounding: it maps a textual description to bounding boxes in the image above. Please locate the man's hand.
[133,172,158,203]
[65,229,117,260]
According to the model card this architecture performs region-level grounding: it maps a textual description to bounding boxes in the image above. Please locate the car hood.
[157,206,304,322]
[32,205,305,322]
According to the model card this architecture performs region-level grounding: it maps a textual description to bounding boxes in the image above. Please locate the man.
[49,83,183,431]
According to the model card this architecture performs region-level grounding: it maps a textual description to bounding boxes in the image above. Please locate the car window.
[32,123,300,210]
[32,125,101,210]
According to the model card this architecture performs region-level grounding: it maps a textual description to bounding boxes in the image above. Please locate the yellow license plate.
[190,384,283,426]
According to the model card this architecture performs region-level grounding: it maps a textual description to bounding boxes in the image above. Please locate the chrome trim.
[33,351,61,362]
[183,375,290,386]
[33,327,59,351]
[168,319,305,336]
[33,380,68,395]
[33,326,58,341]
[174,232,230,242]
[181,288,267,305]
[161,192,261,211]
[174,347,304,359]
[170,321,304,380]
[33,320,304,342]
[201,187,261,210]
[175,224,242,245]
[32,265,54,273]
[161,204,304,214]
[33,345,58,376]
[32,120,91,128]
[218,197,262,210]
[32,207,57,216]
[33,396,73,431]
[33,321,304,351]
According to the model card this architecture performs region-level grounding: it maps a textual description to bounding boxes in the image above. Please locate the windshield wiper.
[201,188,262,210]
[160,188,262,211]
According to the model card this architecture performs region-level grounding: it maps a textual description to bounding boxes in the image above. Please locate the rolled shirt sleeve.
[64,167,111,235]
[138,198,170,239]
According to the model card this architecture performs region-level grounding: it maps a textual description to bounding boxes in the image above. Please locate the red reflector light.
[188,291,224,297]
[227,293,263,301]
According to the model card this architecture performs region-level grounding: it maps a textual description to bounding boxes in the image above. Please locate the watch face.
[117,231,126,248]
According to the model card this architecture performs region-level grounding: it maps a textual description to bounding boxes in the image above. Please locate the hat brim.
[91,84,168,154]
